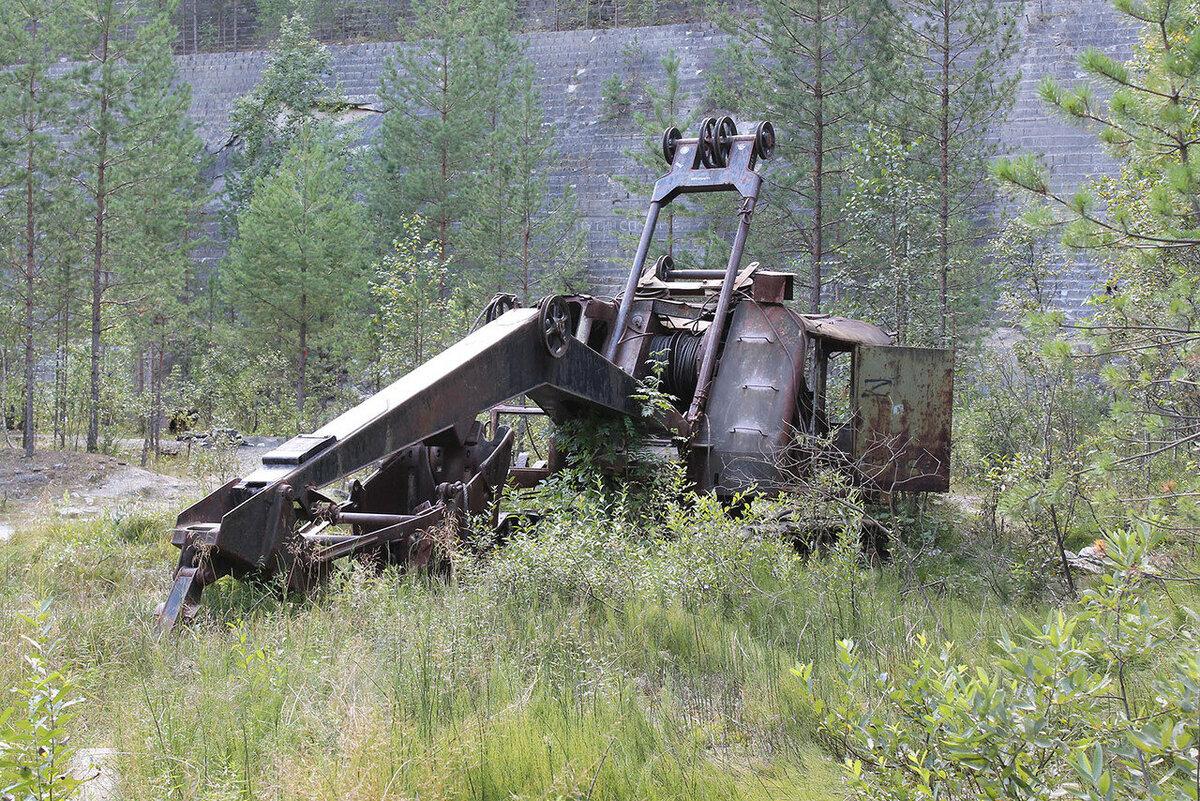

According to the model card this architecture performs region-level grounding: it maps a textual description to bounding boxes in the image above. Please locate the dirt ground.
[0,444,193,513]
[0,435,283,519]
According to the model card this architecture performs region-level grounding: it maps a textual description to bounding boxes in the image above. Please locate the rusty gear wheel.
[713,116,736,167]
[661,126,682,164]
[483,293,519,324]
[538,295,571,358]
[753,120,776,161]
[697,116,718,168]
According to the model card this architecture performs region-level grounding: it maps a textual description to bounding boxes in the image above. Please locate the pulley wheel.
[753,120,776,161]
[653,254,675,281]
[697,117,718,168]
[661,126,682,164]
[484,293,519,323]
[713,116,737,168]
[538,295,571,358]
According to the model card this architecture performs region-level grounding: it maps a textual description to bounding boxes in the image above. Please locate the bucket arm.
[159,304,647,630]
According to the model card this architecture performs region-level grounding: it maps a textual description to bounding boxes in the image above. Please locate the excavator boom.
[159,302,653,630]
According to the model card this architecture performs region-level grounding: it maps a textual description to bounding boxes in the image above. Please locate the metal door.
[852,346,953,492]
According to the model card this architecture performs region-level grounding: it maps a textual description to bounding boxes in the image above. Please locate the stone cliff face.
[180,1,1138,316]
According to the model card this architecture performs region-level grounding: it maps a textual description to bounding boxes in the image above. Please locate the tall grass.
[0,491,1123,801]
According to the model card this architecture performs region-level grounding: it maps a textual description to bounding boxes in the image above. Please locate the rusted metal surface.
[800,315,893,348]
[159,116,955,629]
[750,272,793,304]
[852,345,953,492]
[606,117,774,363]
[701,302,807,495]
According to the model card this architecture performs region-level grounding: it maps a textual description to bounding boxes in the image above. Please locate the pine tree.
[372,0,521,263]
[617,50,695,260]
[618,49,735,271]
[68,0,204,452]
[122,128,206,464]
[995,0,1200,469]
[461,60,586,302]
[45,220,89,449]
[225,13,348,225]
[997,0,1200,249]
[891,0,1020,343]
[225,124,369,419]
[713,0,892,312]
[503,78,587,301]
[0,0,73,457]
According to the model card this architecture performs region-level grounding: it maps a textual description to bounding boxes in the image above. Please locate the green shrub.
[0,602,90,801]
[797,524,1200,801]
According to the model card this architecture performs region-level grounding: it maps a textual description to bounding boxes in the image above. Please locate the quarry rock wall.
[178,0,1139,316]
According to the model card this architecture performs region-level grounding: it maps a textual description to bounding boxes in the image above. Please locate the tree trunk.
[88,180,104,453]
[938,0,951,344]
[297,294,307,416]
[810,21,825,314]
[55,256,70,448]
[22,123,37,458]
[893,237,903,344]
[1,343,12,449]
[87,32,110,453]
[523,212,532,302]
[154,333,164,456]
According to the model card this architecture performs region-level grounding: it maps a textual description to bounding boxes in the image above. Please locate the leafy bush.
[0,603,89,801]
[797,525,1200,801]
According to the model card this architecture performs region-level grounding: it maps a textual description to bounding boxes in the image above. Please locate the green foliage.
[891,0,1021,341]
[0,0,203,455]
[714,0,1016,330]
[617,49,732,271]
[225,123,369,422]
[371,215,468,377]
[0,602,88,801]
[517,364,684,529]
[1,500,1013,801]
[713,0,891,311]
[185,337,296,434]
[373,0,582,309]
[989,0,1200,552]
[226,13,348,223]
[995,0,1200,249]
[600,72,636,120]
[0,0,75,457]
[797,526,1200,801]
[460,61,586,302]
[836,126,940,344]
[372,0,516,256]
[71,0,205,452]
[955,330,1107,599]
[15,473,1176,801]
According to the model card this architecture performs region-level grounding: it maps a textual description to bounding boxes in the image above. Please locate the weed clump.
[0,602,91,801]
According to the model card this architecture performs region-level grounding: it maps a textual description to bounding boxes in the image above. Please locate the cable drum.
[648,331,703,402]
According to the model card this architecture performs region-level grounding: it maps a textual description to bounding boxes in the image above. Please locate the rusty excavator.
[157,118,953,630]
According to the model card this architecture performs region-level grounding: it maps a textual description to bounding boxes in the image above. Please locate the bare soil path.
[0,436,284,519]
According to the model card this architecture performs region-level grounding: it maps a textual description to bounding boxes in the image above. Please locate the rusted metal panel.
[852,345,953,492]
[703,303,806,495]
[750,271,793,303]
[801,315,892,348]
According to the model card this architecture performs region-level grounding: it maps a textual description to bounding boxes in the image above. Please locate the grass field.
[0,484,1101,801]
